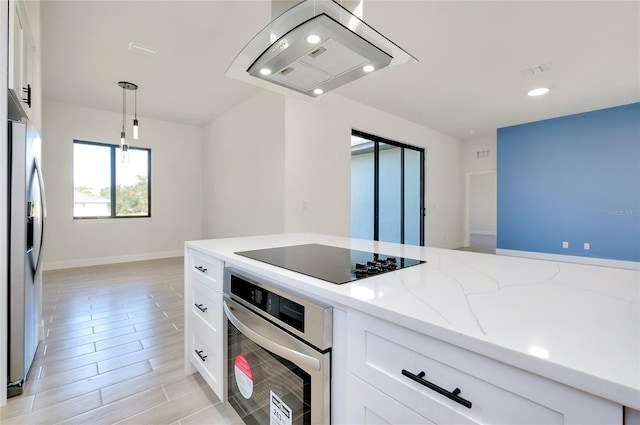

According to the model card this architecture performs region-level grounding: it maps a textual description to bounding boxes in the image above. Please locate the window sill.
[73,216,151,223]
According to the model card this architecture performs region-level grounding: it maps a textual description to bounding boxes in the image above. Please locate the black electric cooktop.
[235,243,425,284]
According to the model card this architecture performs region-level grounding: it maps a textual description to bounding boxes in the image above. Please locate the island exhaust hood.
[226,0,416,97]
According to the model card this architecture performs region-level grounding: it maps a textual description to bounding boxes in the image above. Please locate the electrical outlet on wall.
[584,243,590,250]
[562,241,569,249]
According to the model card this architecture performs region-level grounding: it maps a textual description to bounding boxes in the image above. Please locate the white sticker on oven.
[234,354,253,399]
[270,390,292,425]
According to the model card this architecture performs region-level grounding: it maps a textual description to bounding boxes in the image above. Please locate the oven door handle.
[223,300,321,371]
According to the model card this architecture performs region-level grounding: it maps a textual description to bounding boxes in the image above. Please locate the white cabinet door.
[347,309,622,425]
[347,373,436,425]
[8,0,35,117]
[190,312,223,397]
[8,0,24,97]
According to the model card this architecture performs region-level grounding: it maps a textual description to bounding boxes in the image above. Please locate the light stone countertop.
[186,233,640,409]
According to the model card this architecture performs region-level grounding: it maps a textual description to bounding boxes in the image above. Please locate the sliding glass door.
[351,130,425,246]
[403,148,423,245]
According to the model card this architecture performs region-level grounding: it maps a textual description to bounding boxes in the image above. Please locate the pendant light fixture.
[117,81,139,163]
[133,86,139,140]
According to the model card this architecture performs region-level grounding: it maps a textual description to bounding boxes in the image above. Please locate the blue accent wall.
[497,103,640,262]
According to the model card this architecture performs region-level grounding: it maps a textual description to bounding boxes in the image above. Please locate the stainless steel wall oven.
[223,268,332,425]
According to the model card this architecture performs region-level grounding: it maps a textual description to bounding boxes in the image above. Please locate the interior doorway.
[350,130,425,246]
[464,171,497,253]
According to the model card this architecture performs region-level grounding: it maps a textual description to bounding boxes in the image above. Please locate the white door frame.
[1,0,10,407]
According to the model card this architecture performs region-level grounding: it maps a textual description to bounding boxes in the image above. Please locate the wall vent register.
[235,243,424,284]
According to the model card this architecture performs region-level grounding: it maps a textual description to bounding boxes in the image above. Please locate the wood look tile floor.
[1,257,241,425]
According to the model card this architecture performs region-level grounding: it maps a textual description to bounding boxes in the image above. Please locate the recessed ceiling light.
[260,68,272,76]
[528,87,550,97]
[313,88,324,95]
[306,34,322,44]
[362,64,375,73]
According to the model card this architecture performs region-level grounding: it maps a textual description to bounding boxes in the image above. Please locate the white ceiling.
[40,0,640,140]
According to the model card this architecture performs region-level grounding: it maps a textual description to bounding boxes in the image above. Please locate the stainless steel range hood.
[226,0,416,97]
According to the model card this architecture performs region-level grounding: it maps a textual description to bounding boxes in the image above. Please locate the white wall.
[462,134,497,173]
[284,94,463,248]
[202,91,285,238]
[203,91,463,248]
[41,101,204,269]
[41,88,464,267]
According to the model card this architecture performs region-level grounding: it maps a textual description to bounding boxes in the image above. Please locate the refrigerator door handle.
[32,157,46,277]
[27,201,34,250]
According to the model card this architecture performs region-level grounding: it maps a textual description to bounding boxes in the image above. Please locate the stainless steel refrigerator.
[7,118,45,397]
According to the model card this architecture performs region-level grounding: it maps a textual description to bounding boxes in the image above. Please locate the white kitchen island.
[184,233,640,424]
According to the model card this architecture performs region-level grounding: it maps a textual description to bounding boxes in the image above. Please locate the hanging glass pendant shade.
[117,81,139,163]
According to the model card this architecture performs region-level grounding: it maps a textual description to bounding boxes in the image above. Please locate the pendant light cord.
[122,85,126,137]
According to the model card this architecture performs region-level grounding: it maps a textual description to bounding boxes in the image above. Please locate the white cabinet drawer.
[348,310,621,425]
[191,273,223,331]
[190,250,222,291]
[190,313,223,397]
[347,373,434,425]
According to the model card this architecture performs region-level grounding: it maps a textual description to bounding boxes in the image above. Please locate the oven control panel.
[230,274,305,332]
[224,267,333,351]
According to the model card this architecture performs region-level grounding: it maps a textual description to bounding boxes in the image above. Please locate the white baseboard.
[470,231,497,236]
[496,249,640,270]
[42,250,184,271]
